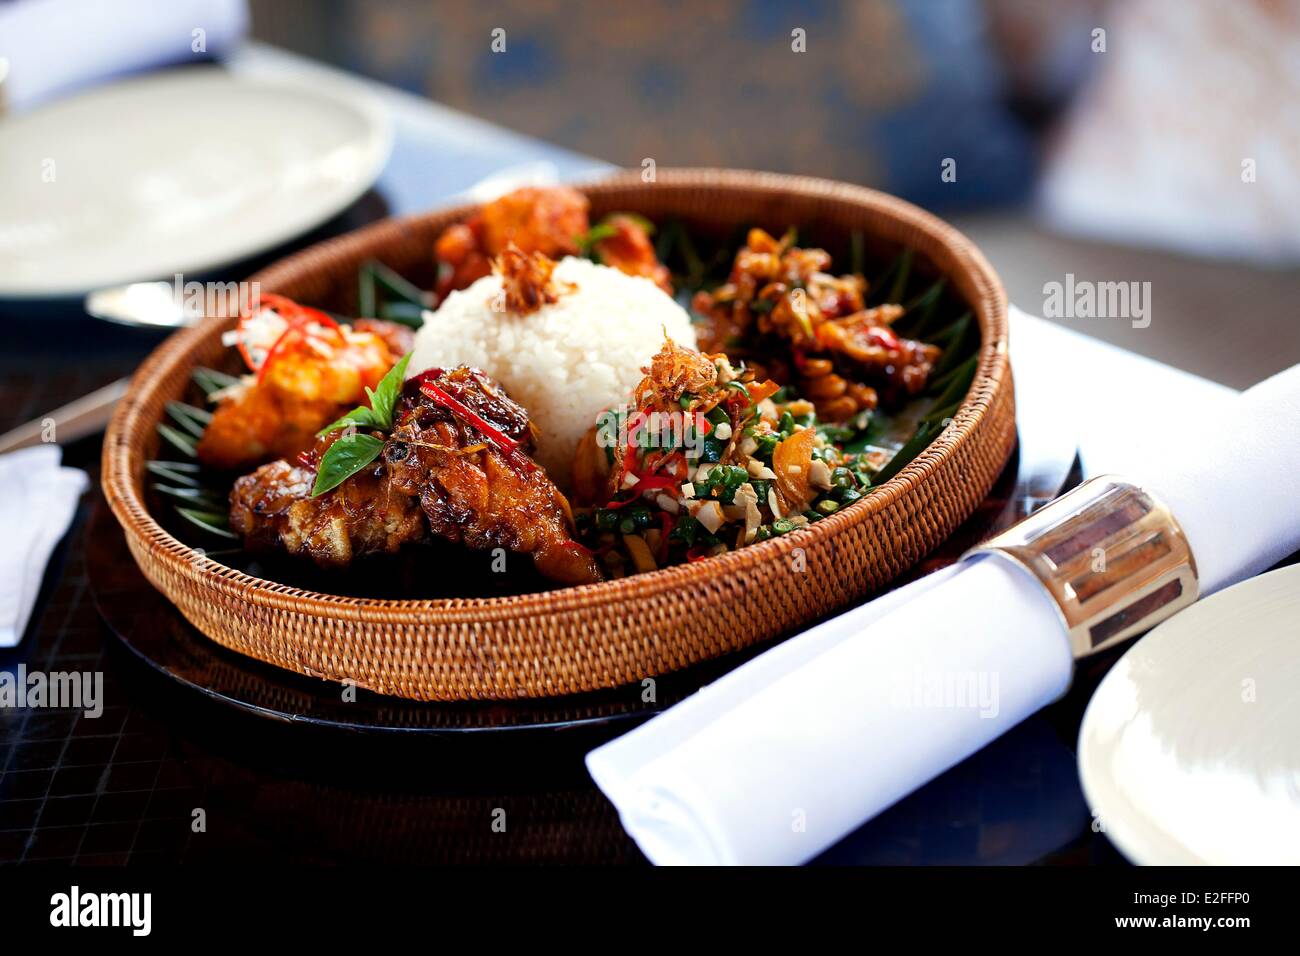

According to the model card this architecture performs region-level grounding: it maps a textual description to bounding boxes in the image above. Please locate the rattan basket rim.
[102,168,1009,626]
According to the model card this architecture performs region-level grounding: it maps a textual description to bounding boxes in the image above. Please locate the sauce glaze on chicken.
[230,367,601,586]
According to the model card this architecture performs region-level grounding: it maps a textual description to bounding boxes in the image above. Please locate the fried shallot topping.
[633,338,722,413]
[496,245,568,315]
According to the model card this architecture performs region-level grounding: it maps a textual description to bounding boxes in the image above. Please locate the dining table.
[0,42,1239,866]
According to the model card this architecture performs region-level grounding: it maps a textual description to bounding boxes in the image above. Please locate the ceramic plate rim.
[1077,562,1300,865]
[0,66,393,299]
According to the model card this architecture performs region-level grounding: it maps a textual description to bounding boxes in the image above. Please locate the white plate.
[0,67,392,298]
[1078,563,1300,864]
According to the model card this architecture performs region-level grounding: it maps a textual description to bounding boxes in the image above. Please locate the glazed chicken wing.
[229,453,424,568]
[228,367,601,586]
[197,317,409,471]
[388,369,601,586]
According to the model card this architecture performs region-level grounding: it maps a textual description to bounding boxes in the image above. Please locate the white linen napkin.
[587,363,1300,865]
[0,0,249,112]
[0,446,88,647]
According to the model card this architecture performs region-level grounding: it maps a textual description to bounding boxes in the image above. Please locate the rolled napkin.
[587,363,1300,864]
[0,0,248,112]
[0,446,89,647]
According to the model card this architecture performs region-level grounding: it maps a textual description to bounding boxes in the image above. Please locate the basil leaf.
[317,406,378,437]
[367,351,411,430]
[575,222,618,252]
[315,351,412,437]
[311,433,384,496]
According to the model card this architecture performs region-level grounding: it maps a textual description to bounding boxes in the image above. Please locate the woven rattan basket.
[103,169,1015,701]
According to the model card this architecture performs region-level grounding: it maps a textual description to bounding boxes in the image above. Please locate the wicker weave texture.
[102,169,1015,701]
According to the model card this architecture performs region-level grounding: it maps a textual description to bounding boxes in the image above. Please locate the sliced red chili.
[255,325,302,384]
[242,292,303,323]
[602,495,640,510]
[621,441,641,475]
[238,293,344,377]
[418,380,536,472]
[290,302,342,332]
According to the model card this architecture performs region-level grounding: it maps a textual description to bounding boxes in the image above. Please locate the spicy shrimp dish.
[159,185,971,590]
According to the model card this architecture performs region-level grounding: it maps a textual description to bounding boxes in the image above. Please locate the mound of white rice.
[408,256,696,489]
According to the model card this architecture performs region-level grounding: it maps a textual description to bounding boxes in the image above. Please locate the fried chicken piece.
[197,320,405,472]
[478,186,590,258]
[434,221,494,297]
[691,228,942,418]
[198,387,340,473]
[391,370,601,586]
[353,318,416,357]
[435,187,588,300]
[227,367,602,586]
[229,452,424,569]
[817,307,941,403]
[592,214,673,294]
[434,187,673,299]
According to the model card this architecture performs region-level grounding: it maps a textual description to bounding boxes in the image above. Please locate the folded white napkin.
[588,363,1300,864]
[0,0,248,112]
[0,446,89,647]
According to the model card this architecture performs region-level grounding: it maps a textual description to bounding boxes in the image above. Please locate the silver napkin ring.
[965,475,1199,659]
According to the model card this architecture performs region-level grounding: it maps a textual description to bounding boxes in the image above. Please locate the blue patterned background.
[252,0,1073,210]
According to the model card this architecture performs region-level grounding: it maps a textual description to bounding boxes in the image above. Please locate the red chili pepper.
[418,379,536,472]
[602,495,640,510]
[663,451,687,478]
[244,293,341,331]
[255,325,301,384]
[621,442,640,476]
[248,292,299,316]
[686,545,711,563]
[240,294,344,379]
[290,302,342,332]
